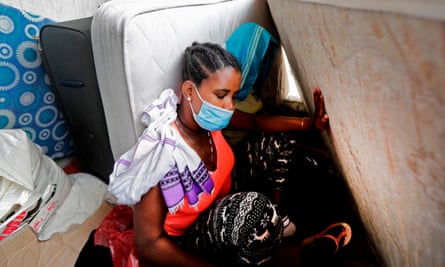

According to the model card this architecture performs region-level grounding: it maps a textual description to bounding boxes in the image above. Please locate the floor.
[0,201,112,267]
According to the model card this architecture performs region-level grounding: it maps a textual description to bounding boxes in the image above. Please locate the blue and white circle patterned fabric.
[0,3,74,159]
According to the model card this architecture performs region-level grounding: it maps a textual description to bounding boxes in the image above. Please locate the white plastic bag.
[0,177,40,240]
[0,129,72,241]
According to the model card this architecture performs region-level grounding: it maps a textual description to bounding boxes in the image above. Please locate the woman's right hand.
[312,88,329,131]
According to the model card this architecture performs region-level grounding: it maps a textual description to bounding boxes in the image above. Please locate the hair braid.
[183,42,241,86]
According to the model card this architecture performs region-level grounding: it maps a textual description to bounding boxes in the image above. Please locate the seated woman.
[76,41,351,267]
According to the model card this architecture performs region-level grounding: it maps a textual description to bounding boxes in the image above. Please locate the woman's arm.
[228,88,329,132]
[133,185,214,267]
[228,110,313,132]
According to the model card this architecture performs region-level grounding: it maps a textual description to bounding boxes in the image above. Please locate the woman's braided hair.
[183,42,241,86]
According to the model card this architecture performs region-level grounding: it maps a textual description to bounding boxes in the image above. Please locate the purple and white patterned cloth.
[108,89,213,207]
[160,161,214,212]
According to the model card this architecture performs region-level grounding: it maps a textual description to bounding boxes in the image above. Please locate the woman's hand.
[312,88,329,131]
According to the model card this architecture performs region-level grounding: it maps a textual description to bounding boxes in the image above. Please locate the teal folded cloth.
[225,22,278,101]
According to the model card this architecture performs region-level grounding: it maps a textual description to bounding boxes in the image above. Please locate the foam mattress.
[91,0,276,159]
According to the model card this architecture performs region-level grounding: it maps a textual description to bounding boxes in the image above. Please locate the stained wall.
[268,1,445,266]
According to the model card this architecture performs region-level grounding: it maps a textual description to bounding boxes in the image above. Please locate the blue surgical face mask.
[189,85,234,131]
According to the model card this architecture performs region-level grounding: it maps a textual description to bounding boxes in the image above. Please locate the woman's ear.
[181,80,195,100]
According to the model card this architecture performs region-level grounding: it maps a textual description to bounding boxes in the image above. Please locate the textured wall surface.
[2,0,108,21]
[268,1,445,266]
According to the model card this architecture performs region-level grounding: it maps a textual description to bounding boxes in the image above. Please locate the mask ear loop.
[191,83,206,103]
[184,92,196,118]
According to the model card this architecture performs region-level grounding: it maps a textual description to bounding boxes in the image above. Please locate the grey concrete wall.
[268,1,445,266]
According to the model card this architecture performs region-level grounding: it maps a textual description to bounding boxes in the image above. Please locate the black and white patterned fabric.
[233,132,333,193]
[179,191,283,266]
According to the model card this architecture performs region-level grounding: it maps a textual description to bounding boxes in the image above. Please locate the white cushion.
[91,0,274,159]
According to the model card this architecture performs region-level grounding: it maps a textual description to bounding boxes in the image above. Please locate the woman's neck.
[176,103,205,134]
[176,113,216,170]
[177,114,201,134]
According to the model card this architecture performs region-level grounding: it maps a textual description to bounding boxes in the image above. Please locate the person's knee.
[218,191,283,245]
